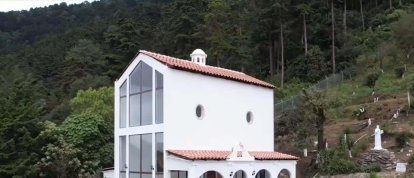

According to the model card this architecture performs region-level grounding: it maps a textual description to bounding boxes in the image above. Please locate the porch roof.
[167,150,299,161]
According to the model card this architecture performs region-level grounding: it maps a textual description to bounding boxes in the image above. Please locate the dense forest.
[1,0,414,177]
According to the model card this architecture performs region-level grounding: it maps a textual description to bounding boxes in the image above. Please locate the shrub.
[394,67,405,78]
[352,139,369,157]
[395,132,413,149]
[410,119,414,127]
[368,171,380,178]
[343,66,357,79]
[364,73,380,88]
[361,164,381,173]
[381,121,393,135]
[409,154,414,165]
[344,127,352,135]
[319,148,380,175]
[408,154,414,173]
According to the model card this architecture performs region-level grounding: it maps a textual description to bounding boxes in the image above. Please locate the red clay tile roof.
[167,150,299,160]
[140,50,274,88]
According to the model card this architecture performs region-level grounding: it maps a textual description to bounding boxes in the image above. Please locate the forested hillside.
[1,0,414,177]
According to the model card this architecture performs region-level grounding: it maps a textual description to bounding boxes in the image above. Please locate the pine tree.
[0,66,45,177]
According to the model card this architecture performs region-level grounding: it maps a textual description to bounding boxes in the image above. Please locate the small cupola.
[190,49,207,65]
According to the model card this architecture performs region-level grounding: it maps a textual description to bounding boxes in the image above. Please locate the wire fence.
[274,71,346,117]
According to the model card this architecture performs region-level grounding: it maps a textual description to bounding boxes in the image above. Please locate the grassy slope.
[318,55,414,162]
[326,55,414,120]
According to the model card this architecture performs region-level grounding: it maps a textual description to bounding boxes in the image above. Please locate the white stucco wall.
[103,169,114,178]
[163,68,274,151]
[113,53,284,178]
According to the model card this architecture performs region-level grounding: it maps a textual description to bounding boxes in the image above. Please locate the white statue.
[373,125,384,150]
[368,118,372,126]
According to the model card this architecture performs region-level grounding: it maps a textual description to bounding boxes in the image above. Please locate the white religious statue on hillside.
[373,125,384,150]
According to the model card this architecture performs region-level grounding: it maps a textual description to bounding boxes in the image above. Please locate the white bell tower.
[190,49,207,65]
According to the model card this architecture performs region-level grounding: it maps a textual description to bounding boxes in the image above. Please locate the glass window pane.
[120,97,127,128]
[130,94,141,127]
[141,134,152,173]
[141,62,152,92]
[234,171,246,178]
[141,92,152,125]
[179,171,187,178]
[120,81,127,97]
[130,63,142,94]
[120,136,126,175]
[155,89,163,124]
[129,135,141,177]
[130,174,140,178]
[155,71,163,124]
[156,71,163,89]
[155,133,164,173]
[171,171,179,178]
[121,172,126,178]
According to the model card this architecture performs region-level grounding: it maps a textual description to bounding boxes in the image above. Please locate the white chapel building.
[113,49,298,178]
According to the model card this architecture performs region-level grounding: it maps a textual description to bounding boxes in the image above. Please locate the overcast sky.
[0,0,97,12]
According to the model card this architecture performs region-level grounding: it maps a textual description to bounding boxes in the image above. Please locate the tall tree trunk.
[280,25,285,89]
[275,40,280,75]
[318,124,325,150]
[375,0,378,7]
[389,0,393,9]
[269,42,274,77]
[331,0,336,74]
[317,109,327,151]
[303,14,308,55]
[360,0,365,31]
[343,0,347,34]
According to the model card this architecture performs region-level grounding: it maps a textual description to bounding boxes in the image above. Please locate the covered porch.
[165,150,298,178]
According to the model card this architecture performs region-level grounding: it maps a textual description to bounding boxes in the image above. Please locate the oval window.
[196,105,204,119]
[246,111,253,124]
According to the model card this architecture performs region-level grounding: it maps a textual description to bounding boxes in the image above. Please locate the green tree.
[37,86,114,175]
[392,14,414,63]
[60,113,112,171]
[63,39,109,95]
[299,89,330,150]
[307,45,328,82]
[157,0,208,58]
[202,0,253,70]
[36,122,83,178]
[66,87,114,168]
[69,87,114,121]
[0,67,45,177]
